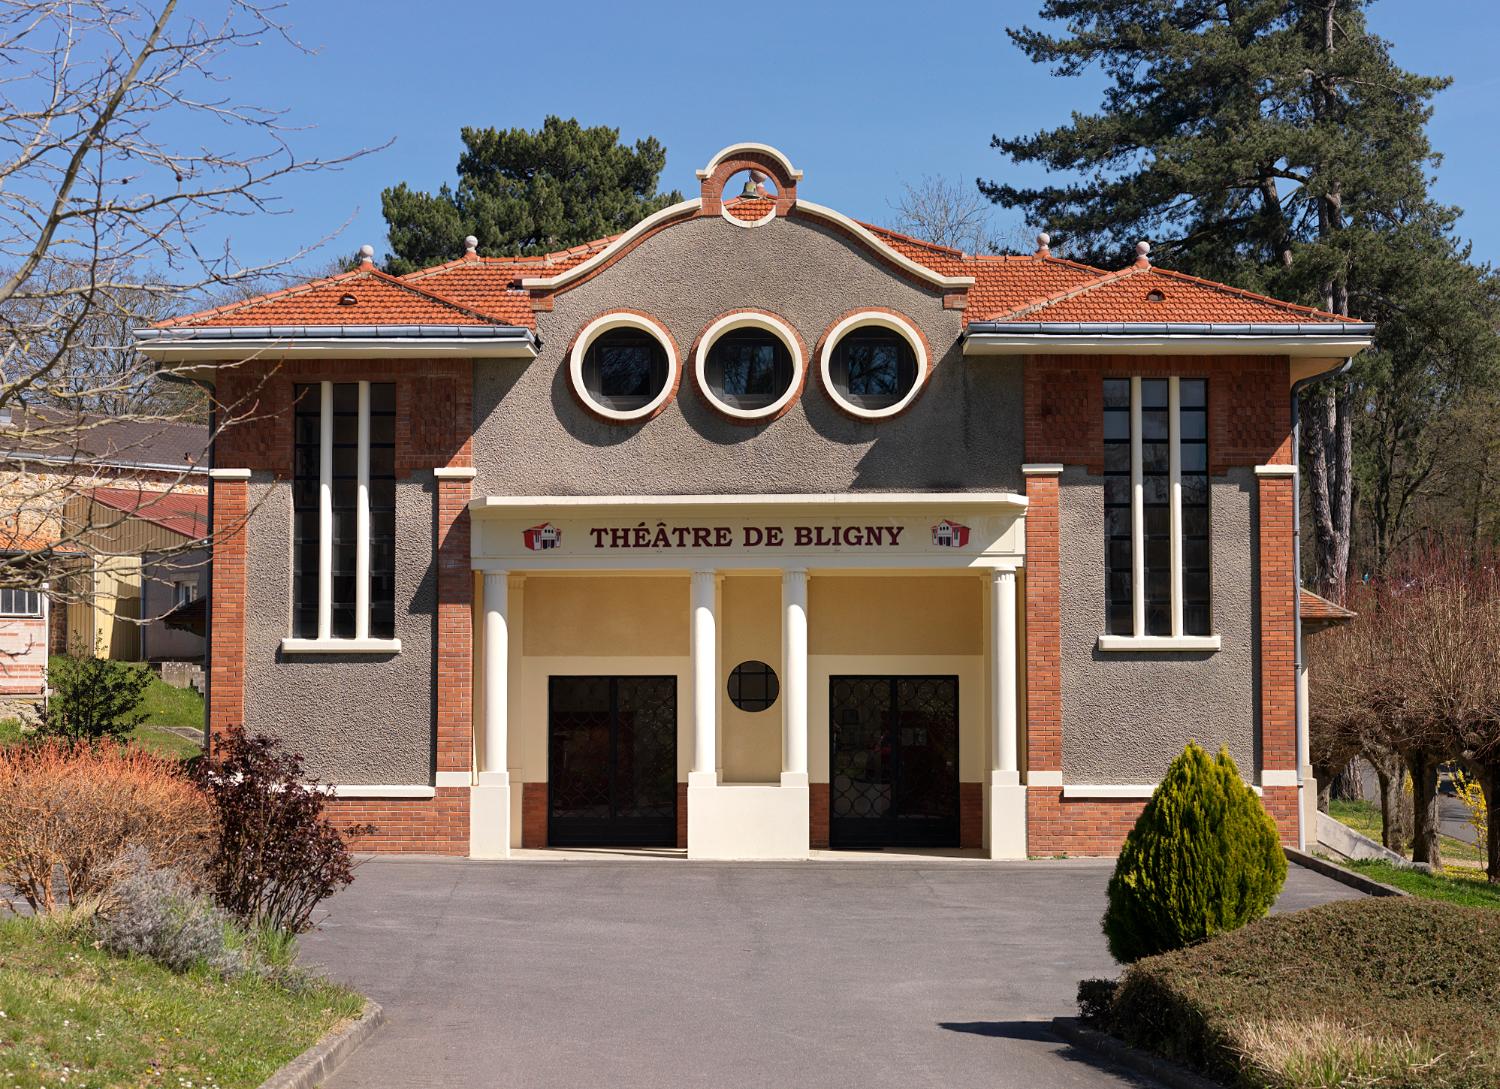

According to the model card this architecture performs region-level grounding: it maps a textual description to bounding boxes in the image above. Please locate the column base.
[984,771,1027,860]
[688,782,809,860]
[1300,765,1318,850]
[470,780,511,859]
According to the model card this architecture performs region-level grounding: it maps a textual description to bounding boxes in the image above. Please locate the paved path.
[301,858,1360,1089]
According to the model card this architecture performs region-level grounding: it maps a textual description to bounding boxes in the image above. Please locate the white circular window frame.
[694,312,805,421]
[820,311,929,420]
[569,312,679,423]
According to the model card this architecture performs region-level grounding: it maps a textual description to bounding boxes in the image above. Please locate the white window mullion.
[317,380,333,641]
[354,380,371,641]
[1168,376,1184,638]
[1129,376,1145,638]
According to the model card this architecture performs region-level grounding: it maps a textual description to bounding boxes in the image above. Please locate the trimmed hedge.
[1086,897,1500,1089]
[1103,742,1286,962]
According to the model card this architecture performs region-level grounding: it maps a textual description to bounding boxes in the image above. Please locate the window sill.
[1096,634,1221,653]
[280,637,402,655]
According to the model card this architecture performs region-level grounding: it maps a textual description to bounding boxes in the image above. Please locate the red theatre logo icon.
[523,523,562,551]
[931,520,970,548]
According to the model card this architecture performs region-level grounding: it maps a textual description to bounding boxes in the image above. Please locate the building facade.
[138,143,1373,859]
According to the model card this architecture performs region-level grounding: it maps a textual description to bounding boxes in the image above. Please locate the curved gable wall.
[471,212,1023,496]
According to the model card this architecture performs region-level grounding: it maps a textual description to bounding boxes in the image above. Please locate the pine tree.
[984,1,1496,597]
[381,117,683,273]
[1103,743,1286,963]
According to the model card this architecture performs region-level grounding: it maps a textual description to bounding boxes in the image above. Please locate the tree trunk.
[1373,755,1408,854]
[1302,383,1354,603]
[1480,762,1499,884]
[1406,748,1444,869]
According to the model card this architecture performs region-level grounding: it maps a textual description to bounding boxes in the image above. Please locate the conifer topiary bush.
[1102,741,1286,963]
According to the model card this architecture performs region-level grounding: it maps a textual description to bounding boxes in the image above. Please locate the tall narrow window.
[292,381,396,642]
[1103,376,1211,639]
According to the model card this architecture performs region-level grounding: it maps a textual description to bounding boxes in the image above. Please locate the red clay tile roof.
[90,487,209,540]
[152,201,1350,335]
[988,264,1348,325]
[724,196,777,222]
[0,527,81,555]
[1301,587,1356,626]
[156,267,524,330]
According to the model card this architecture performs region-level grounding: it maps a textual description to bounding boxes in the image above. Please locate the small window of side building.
[0,588,41,617]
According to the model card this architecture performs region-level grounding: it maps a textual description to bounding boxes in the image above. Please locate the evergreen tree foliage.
[380,116,682,273]
[985,2,1500,596]
[1103,742,1287,963]
[39,646,151,743]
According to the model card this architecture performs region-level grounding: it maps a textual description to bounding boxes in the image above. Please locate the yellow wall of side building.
[502,572,990,790]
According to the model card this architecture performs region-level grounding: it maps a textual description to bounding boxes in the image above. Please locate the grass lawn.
[1342,858,1500,909]
[2,661,205,759]
[0,917,365,1089]
[1329,797,1484,865]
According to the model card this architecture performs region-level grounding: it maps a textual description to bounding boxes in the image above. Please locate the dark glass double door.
[548,676,677,847]
[830,676,959,848]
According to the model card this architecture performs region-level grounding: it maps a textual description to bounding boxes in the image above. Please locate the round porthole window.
[695,313,804,421]
[569,313,679,422]
[727,660,780,712]
[820,311,928,419]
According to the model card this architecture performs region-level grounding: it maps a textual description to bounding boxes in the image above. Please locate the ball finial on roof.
[1036,231,1051,257]
[1135,240,1151,262]
[358,244,375,267]
[464,235,479,256]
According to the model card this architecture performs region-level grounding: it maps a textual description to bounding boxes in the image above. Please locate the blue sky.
[219,0,1500,272]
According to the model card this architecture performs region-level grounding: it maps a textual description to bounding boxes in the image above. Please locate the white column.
[781,569,809,788]
[471,570,511,858]
[986,567,1026,859]
[317,380,333,640]
[689,570,717,785]
[354,380,371,640]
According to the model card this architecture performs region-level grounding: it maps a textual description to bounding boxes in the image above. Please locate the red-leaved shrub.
[0,741,216,913]
[195,726,372,933]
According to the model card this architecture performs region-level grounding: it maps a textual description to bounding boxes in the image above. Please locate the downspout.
[1290,357,1353,851]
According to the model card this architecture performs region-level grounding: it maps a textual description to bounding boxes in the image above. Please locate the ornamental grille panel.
[829,675,959,848]
[548,676,676,846]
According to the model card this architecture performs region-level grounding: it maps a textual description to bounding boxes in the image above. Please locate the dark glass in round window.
[830,329,917,408]
[727,660,779,712]
[584,329,669,410]
[707,331,793,408]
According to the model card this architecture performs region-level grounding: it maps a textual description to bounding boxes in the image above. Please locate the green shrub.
[1102,741,1286,963]
[38,647,151,743]
[1094,898,1500,1089]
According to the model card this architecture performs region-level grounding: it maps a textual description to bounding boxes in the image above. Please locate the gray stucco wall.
[1057,466,1259,782]
[472,213,1025,496]
[241,473,436,783]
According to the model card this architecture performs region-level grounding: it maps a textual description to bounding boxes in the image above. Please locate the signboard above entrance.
[472,493,1026,572]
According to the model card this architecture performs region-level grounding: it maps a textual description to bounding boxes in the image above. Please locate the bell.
[739,176,760,199]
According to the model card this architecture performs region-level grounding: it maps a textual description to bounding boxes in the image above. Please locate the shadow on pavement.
[939,1020,1060,1041]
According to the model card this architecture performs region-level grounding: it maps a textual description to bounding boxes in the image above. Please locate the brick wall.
[1260,785,1301,847]
[435,479,472,776]
[522,781,546,849]
[959,782,982,849]
[327,788,469,854]
[809,783,829,849]
[1027,789,1146,856]
[1024,473,1062,775]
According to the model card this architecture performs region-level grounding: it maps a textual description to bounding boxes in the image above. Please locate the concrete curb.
[257,999,384,1089]
[1284,846,1407,897]
[1050,1017,1223,1089]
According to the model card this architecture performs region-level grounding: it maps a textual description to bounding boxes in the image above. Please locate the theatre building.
[137,143,1373,859]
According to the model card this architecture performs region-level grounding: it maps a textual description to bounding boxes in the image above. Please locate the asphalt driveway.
[301,857,1360,1089]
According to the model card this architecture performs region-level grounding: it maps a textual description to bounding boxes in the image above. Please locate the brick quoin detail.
[327,790,469,855]
[208,479,248,747]
[435,478,472,776]
[1258,474,1300,846]
[1024,475,1062,775]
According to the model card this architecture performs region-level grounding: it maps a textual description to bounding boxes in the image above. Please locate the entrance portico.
[469,493,1027,861]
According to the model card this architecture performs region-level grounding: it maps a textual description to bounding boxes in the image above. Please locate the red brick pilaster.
[1023,472,1062,776]
[435,475,473,776]
[208,475,248,747]
[522,782,547,848]
[1257,469,1300,845]
[809,783,829,849]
